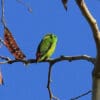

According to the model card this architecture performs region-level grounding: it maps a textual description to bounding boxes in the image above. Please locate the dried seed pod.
[4,27,26,60]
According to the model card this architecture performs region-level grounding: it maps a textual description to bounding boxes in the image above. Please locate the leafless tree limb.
[76,0,100,100]
[47,63,59,100]
[1,0,6,27]
[0,56,11,61]
[16,0,32,13]
[0,37,5,45]
[76,0,100,49]
[0,54,95,100]
[70,90,92,100]
[0,55,95,65]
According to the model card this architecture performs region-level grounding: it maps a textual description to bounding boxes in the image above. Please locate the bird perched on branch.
[36,34,58,62]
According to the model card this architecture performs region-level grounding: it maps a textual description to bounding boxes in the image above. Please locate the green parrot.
[36,34,58,62]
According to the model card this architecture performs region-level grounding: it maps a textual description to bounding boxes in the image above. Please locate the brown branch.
[76,0,100,51]
[16,0,32,13]
[0,38,5,45]
[62,0,68,11]
[47,63,52,100]
[0,56,11,61]
[0,54,95,100]
[75,0,100,100]
[1,0,7,27]
[50,55,95,64]
[0,55,95,65]
[47,63,59,100]
[70,90,92,100]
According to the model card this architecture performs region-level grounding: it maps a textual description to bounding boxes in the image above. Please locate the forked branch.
[0,55,95,100]
[0,55,95,65]
[76,0,100,52]
[76,0,100,100]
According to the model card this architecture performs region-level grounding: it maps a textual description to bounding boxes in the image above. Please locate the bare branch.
[16,0,32,13]
[50,55,95,64]
[62,0,68,11]
[0,54,94,100]
[0,56,11,61]
[0,37,5,45]
[70,90,92,100]
[75,0,100,100]
[47,63,59,100]
[0,55,95,65]
[1,0,7,27]
[76,0,100,51]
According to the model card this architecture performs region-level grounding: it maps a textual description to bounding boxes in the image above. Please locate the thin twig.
[50,55,95,64]
[70,90,92,100]
[47,63,53,100]
[0,56,11,61]
[62,0,68,11]
[0,56,11,64]
[0,37,6,45]
[16,0,32,13]
[47,63,59,100]
[1,0,7,27]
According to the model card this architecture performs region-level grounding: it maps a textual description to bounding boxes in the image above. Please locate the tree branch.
[0,56,11,61]
[47,63,53,100]
[0,37,5,45]
[75,0,100,100]
[76,0,100,51]
[0,54,94,100]
[70,90,92,100]
[47,63,59,100]
[16,0,32,13]
[0,55,95,65]
[1,0,7,27]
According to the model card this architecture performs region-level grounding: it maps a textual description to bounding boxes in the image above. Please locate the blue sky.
[0,0,100,100]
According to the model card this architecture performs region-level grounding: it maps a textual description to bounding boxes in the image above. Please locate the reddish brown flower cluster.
[4,27,26,60]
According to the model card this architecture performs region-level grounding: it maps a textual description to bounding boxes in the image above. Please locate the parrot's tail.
[36,58,40,63]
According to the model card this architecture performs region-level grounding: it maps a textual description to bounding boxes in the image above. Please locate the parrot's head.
[44,33,58,42]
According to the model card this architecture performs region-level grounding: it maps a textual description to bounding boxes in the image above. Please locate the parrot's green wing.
[37,36,52,57]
